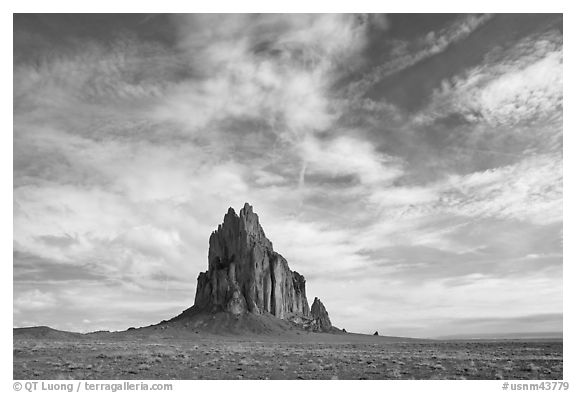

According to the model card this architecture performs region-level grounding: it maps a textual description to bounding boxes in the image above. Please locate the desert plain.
[13,326,562,380]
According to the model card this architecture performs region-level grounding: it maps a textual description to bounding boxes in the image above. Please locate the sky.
[13,14,563,338]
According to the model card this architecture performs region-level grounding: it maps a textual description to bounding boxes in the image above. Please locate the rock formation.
[310,297,332,332]
[193,203,311,320]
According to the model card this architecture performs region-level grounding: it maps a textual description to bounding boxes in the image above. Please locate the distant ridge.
[13,324,427,343]
[13,326,84,340]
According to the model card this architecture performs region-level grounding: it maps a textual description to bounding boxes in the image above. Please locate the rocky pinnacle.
[311,297,333,332]
[193,203,311,319]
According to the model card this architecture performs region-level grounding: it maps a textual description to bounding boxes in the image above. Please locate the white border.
[3,4,572,392]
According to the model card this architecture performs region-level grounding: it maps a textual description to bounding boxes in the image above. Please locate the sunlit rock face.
[194,203,311,319]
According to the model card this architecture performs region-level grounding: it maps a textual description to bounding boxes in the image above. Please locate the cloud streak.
[347,14,494,99]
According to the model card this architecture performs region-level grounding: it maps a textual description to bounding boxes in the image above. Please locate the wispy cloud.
[417,31,562,129]
[440,153,562,224]
[14,37,179,119]
[153,14,374,139]
[299,135,404,186]
[363,152,562,225]
[347,14,494,98]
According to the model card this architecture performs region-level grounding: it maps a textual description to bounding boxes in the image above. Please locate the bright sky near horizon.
[13,14,562,337]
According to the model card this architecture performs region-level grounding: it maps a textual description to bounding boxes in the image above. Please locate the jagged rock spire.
[194,203,310,319]
[311,297,332,332]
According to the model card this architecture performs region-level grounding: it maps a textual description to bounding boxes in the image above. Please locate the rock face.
[310,297,332,332]
[193,203,311,320]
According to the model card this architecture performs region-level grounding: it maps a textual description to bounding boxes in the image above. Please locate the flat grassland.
[13,334,562,380]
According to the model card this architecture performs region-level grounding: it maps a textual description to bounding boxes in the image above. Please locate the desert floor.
[13,334,562,380]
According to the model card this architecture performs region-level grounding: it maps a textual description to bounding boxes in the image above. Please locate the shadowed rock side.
[192,203,311,321]
[311,297,332,332]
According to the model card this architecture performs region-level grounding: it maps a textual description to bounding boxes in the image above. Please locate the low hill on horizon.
[13,314,425,344]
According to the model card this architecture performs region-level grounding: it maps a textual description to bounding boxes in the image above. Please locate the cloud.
[14,250,106,283]
[347,14,494,98]
[365,151,561,225]
[367,186,438,208]
[35,234,78,249]
[440,153,562,225]
[14,289,58,311]
[299,135,404,186]
[14,40,177,138]
[153,14,377,139]
[420,40,562,128]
